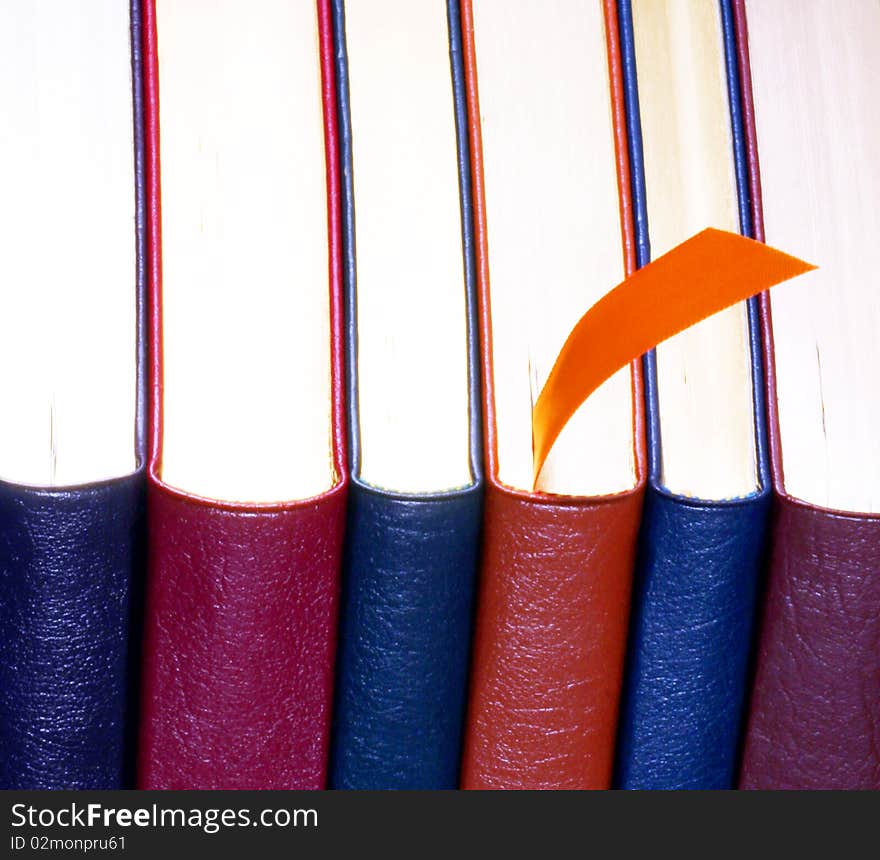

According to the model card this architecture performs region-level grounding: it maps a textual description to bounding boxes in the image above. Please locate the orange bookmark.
[532,228,815,484]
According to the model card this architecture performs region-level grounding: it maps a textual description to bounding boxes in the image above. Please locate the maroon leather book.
[734,0,880,790]
[740,501,880,789]
[137,0,347,789]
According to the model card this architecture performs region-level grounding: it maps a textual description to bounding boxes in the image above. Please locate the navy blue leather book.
[613,0,770,790]
[329,0,483,790]
[0,0,146,790]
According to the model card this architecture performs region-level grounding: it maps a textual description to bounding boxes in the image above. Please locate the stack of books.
[1,0,877,791]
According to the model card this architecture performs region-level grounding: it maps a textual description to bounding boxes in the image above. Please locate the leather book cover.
[459,0,646,791]
[612,0,771,790]
[733,0,880,790]
[137,0,348,790]
[0,0,147,790]
[328,0,483,790]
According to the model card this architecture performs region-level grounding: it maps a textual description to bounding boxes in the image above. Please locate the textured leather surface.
[615,488,769,789]
[733,0,880,790]
[138,0,348,790]
[0,477,144,789]
[739,499,880,790]
[138,484,346,789]
[329,0,483,789]
[613,0,771,790]
[457,0,645,790]
[330,485,481,789]
[461,485,641,789]
[0,0,146,791]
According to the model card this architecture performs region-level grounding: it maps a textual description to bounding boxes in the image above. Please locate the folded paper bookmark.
[532,228,815,484]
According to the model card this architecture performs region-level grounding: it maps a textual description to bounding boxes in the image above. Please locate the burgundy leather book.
[734,0,880,790]
[137,0,347,789]
[459,0,646,790]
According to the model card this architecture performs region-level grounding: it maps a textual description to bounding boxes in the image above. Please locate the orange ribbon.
[532,228,815,483]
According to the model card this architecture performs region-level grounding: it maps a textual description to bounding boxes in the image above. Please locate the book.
[137,0,347,789]
[735,0,880,790]
[459,0,646,790]
[328,0,483,789]
[0,0,145,790]
[613,0,770,790]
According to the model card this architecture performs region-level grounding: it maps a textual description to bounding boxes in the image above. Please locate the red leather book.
[137,0,347,789]
[734,0,880,790]
[459,0,646,790]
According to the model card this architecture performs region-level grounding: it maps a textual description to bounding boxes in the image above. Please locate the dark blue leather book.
[329,0,483,790]
[613,0,771,790]
[0,0,146,790]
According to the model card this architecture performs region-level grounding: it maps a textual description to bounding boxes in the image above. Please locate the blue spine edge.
[0,0,147,789]
[613,0,771,789]
[328,0,483,789]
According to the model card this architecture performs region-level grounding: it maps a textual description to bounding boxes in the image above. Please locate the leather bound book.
[613,0,770,790]
[459,0,646,790]
[328,0,483,790]
[735,0,880,790]
[0,1,146,790]
[137,0,347,789]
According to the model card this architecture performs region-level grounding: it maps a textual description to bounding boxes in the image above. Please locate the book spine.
[613,0,771,790]
[138,0,348,789]
[0,477,144,789]
[740,499,880,789]
[0,0,147,791]
[330,484,481,789]
[329,0,483,789]
[461,485,641,789]
[733,0,880,789]
[615,489,768,788]
[457,0,645,789]
[138,485,345,789]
